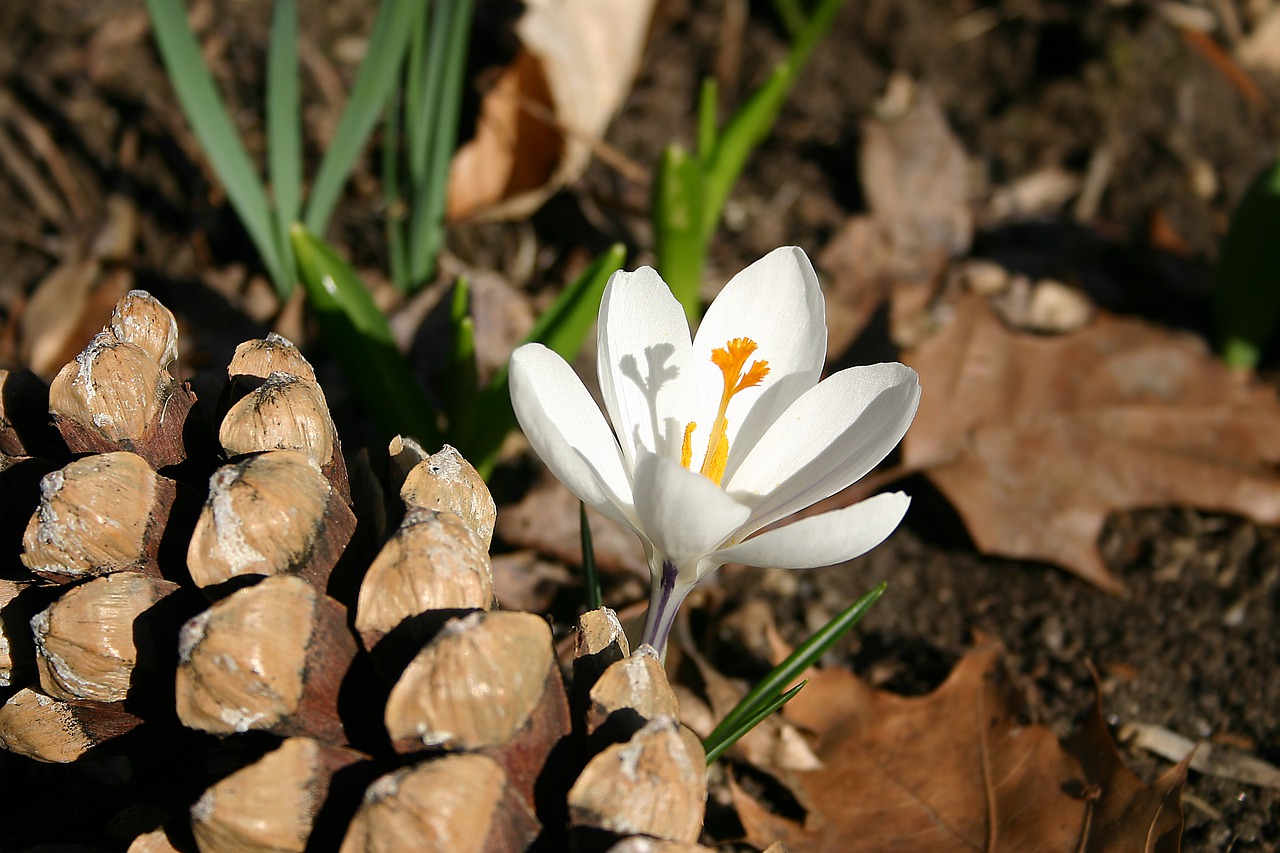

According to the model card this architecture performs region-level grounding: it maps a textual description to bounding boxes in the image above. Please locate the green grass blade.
[705,680,806,764]
[408,0,475,286]
[266,0,301,290]
[408,0,453,187]
[382,87,409,290]
[771,0,807,40]
[467,243,626,472]
[290,224,442,445]
[444,277,479,439]
[144,0,287,294]
[703,581,886,756]
[701,0,846,238]
[404,2,432,186]
[652,144,707,320]
[700,61,790,238]
[580,501,602,611]
[304,0,422,235]
[697,77,718,162]
[1213,153,1280,368]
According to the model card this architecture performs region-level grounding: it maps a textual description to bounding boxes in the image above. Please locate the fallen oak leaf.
[495,476,648,581]
[819,76,972,357]
[731,640,1189,852]
[900,293,1280,592]
[1066,703,1190,852]
[446,0,657,222]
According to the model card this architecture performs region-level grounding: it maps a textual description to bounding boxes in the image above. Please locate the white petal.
[510,343,638,531]
[597,266,698,469]
[727,362,920,531]
[632,451,750,569]
[688,247,827,479]
[716,491,910,569]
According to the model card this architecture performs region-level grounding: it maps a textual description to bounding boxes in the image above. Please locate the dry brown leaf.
[446,0,656,221]
[819,76,970,356]
[901,293,1280,592]
[861,75,973,269]
[495,477,648,581]
[732,641,1188,852]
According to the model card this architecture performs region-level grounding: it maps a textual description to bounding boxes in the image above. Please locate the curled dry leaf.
[732,640,1188,852]
[446,0,657,221]
[901,293,1280,592]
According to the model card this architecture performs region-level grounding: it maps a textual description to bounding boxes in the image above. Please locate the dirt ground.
[0,0,1278,850]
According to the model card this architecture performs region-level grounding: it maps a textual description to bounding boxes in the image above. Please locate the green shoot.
[705,680,807,764]
[654,0,847,319]
[266,0,301,289]
[1213,152,1280,369]
[303,0,420,235]
[444,278,479,441]
[290,224,441,446]
[145,0,289,294]
[702,581,885,763]
[406,0,474,288]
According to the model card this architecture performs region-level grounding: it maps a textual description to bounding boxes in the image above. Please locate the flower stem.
[640,560,693,659]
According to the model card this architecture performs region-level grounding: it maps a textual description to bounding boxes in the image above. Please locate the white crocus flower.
[510,247,921,655]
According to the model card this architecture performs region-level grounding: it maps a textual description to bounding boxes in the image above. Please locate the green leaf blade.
[266,0,302,289]
[705,680,807,765]
[652,144,707,321]
[703,581,886,758]
[407,0,475,287]
[144,0,287,293]
[290,224,442,445]
[1213,154,1280,369]
[304,0,422,235]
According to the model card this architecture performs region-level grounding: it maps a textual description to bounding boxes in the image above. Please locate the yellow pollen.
[682,337,769,486]
[681,422,697,469]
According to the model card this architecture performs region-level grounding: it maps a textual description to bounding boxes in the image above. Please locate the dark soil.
[0,0,1277,850]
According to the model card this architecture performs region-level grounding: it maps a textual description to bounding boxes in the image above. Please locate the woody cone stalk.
[0,289,720,851]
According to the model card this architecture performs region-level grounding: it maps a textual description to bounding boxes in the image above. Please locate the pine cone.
[0,290,710,852]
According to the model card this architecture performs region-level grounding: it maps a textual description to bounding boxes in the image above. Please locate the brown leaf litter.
[900,292,1280,593]
[732,639,1189,852]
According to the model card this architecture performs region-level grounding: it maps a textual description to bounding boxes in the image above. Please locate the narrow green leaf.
[705,680,807,764]
[771,0,807,40]
[467,243,626,472]
[700,0,846,238]
[1213,153,1280,368]
[290,224,442,445]
[382,87,409,291]
[266,0,301,289]
[144,0,287,293]
[580,502,602,611]
[697,77,719,163]
[408,0,475,286]
[444,277,479,439]
[704,581,886,755]
[700,61,791,238]
[404,2,433,187]
[652,144,707,320]
[304,0,422,235]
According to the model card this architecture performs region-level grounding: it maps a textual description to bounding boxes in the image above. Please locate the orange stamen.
[681,337,769,485]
